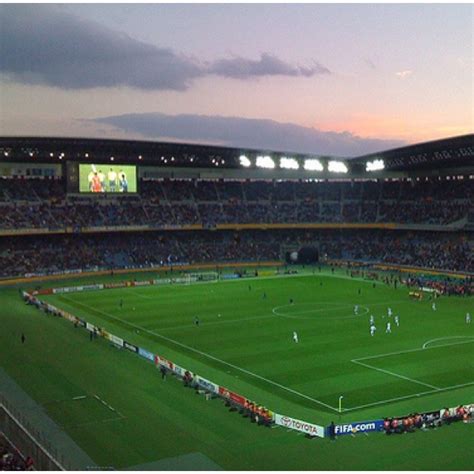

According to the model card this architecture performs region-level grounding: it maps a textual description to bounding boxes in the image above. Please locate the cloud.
[395,70,413,79]
[363,58,376,70]
[0,5,330,91]
[92,113,405,157]
[0,5,202,91]
[208,53,330,79]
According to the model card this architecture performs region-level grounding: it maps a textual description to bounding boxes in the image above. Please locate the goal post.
[188,272,219,283]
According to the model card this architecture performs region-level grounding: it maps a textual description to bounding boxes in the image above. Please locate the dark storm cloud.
[0,5,202,90]
[93,113,404,157]
[208,53,330,78]
[0,5,330,90]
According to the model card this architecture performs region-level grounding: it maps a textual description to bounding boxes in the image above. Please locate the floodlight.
[328,160,348,173]
[280,157,299,170]
[366,159,385,172]
[256,155,275,169]
[304,159,324,171]
[239,155,251,167]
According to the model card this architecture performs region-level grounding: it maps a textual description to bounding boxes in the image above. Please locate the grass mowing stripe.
[60,294,340,413]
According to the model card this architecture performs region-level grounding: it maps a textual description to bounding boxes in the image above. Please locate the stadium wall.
[327,259,473,279]
[3,222,452,238]
[0,261,283,286]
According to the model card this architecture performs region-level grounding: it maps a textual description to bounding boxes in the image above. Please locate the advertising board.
[274,414,324,438]
[109,334,124,347]
[218,387,246,406]
[195,376,219,394]
[333,420,384,436]
[138,347,155,362]
[123,341,139,353]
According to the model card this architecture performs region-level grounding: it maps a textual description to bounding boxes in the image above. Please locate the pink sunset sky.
[0,3,472,156]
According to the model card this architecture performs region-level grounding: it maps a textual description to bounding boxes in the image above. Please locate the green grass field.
[1,267,473,469]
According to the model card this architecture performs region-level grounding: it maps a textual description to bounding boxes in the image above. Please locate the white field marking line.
[133,292,155,300]
[272,298,410,318]
[354,338,474,362]
[272,304,370,321]
[71,415,126,428]
[422,336,474,349]
[273,302,363,316]
[72,395,87,400]
[351,359,440,390]
[94,394,117,413]
[100,269,386,298]
[344,380,474,412]
[60,295,339,412]
[159,314,275,331]
[133,290,222,302]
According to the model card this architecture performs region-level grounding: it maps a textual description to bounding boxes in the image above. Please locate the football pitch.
[2,267,473,470]
[42,270,474,419]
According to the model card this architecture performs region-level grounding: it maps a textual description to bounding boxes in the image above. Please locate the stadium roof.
[350,134,474,172]
[0,134,472,175]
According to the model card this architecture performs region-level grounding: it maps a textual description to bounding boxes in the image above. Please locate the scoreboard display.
[66,163,137,194]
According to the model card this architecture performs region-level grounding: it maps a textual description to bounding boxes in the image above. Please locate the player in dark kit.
[194,316,200,327]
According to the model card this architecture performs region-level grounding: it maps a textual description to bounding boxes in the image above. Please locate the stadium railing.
[0,393,68,470]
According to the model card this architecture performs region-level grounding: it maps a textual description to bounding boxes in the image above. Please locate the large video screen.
[79,164,137,193]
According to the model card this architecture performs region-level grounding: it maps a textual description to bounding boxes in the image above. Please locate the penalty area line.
[344,380,474,412]
[94,394,119,414]
[60,295,340,413]
[351,359,440,390]
[354,338,474,362]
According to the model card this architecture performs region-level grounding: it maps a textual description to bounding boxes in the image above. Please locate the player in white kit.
[394,315,399,327]
[432,302,437,311]
[388,307,392,317]
[370,324,376,336]
[354,305,359,315]
[386,321,391,333]
[370,315,375,325]
[293,331,299,343]
[466,313,471,324]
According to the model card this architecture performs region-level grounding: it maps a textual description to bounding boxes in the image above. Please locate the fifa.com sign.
[274,414,324,438]
[333,420,384,436]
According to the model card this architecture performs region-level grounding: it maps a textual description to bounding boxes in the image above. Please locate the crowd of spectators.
[0,176,472,229]
[1,229,472,278]
[404,275,472,296]
[383,404,473,435]
[0,176,472,278]
[0,434,33,470]
[320,231,473,273]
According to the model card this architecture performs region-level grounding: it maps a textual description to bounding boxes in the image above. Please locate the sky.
[0,3,472,157]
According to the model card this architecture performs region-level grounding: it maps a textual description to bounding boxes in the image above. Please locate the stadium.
[0,133,473,470]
